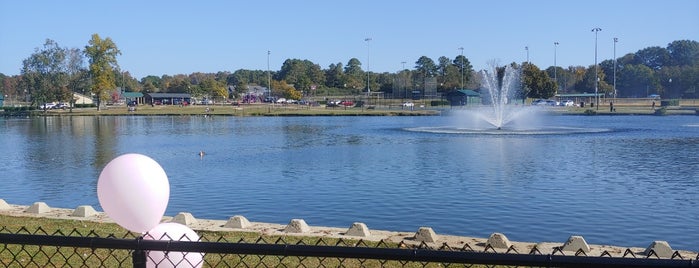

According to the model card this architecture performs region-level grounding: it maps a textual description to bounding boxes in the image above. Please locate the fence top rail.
[1,233,696,268]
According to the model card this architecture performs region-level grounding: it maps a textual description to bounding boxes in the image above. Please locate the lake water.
[1,114,698,250]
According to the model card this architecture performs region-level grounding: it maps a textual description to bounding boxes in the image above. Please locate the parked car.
[532,99,558,106]
[54,103,69,109]
[560,100,574,106]
[531,99,547,106]
[402,102,415,107]
[40,103,56,109]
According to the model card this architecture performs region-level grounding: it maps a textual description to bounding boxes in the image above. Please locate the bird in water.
[198,151,205,157]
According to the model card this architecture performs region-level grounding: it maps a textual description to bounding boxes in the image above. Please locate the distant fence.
[1,227,697,267]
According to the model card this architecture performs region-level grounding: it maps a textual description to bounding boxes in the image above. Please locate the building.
[122,92,145,105]
[445,89,481,106]
[73,92,94,105]
[144,93,192,105]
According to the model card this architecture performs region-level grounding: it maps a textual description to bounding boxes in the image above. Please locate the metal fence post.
[132,236,147,268]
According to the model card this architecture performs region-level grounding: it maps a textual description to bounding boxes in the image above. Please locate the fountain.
[406,65,609,135]
[475,65,529,130]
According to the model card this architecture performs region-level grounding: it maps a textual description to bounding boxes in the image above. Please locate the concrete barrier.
[486,233,512,249]
[284,219,310,233]
[645,241,674,258]
[25,202,50,214]
[345,222,371,237]
[0,199,10,210]
[71,205,98,217]
[224,215,251,229]
[171,212,197,226]
[561,235,591,253]
[414,227,438,243]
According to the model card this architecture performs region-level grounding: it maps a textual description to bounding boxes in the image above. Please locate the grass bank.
[0,214,490,267]
[26,104,441,117]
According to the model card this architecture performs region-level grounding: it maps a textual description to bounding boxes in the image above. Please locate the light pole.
[525,46,529,63]
[365,38,372,100]
[458,47,464,90]
[613,37,618,100]
[554,42,559,94]
[401,61,407,99]
[592,27,602,110]
[267,50,271,100]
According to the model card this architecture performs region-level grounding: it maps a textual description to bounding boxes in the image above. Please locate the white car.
[531,99,547,106]
[40,103,56,109]
[402,102,414,107]
[560,100,575,106]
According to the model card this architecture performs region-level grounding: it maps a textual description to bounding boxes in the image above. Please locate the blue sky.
[1,0,697,79]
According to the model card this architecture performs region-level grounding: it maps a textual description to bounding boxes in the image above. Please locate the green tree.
[65,48,89,109]
[342,58,364,92]
[437,56,460,91]
[325,62,344,89]
[200,77,227,101]
[415,56,438,78]
[140,75,161,93]
[634,46,670,70]
[576,65,610,97]
[616,64,657,97]
[415,56,438,92]
[522,63,557,99]
[453,55,474,89]
[20,39,70,108]
[666,40,699,66]
[84,34,121,110]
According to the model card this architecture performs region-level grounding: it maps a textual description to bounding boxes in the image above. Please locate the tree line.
[1,35,697,107]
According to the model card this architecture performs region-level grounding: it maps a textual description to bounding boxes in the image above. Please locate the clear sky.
[1,0,697,79]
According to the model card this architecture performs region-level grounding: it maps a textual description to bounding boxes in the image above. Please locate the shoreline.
[3,102,698,117]
[1,200,696,258]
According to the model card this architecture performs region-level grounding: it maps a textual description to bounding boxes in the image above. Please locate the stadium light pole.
[401,61,407,99]
[613,37,618,100]
[458,47,464,90]
[267,50,271,100]
[365,38,372,99]
[525,46,529,63]
[592,27,602,110]
[554,42,559,94]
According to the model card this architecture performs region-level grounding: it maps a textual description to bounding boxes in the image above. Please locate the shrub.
[654,107,667,116]
[660,99,679,106]
[430,100,449,106]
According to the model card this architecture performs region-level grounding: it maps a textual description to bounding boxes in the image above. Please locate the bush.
[654,107,667,116]
[75,103,97,108]
[660,99,679,106]
[584,109,597,115]
[430,100,449,106]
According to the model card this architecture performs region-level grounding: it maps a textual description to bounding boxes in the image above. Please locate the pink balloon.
[145,222,204,268]
[97,154,170,233]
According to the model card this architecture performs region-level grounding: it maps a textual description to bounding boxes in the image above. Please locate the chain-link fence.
[1,226,697,267]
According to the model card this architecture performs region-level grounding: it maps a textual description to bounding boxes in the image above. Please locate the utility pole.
[592,27,602,110]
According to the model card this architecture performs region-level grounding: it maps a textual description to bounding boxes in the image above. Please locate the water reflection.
[0,115,697,250]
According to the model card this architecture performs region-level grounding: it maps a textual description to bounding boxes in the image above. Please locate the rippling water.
[1,115,698,250]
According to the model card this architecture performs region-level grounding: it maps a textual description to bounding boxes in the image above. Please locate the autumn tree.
[271,80,301,100]
[199,77,228,101]
[84,34,121,110]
